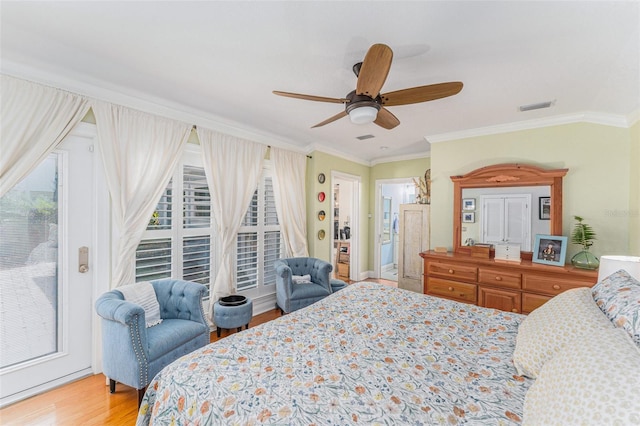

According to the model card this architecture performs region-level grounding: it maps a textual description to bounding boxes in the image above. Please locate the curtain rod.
[191,125,312,158]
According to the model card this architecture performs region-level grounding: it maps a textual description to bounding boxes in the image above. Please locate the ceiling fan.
[273,43,463,130]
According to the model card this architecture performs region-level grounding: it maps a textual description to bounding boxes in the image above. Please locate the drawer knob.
[448,286,454,291]
[552,284,561,290]
[495,276,502,281]
[448,269,454,274]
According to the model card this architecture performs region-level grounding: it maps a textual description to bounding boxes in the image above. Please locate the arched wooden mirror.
[451,164,568,259]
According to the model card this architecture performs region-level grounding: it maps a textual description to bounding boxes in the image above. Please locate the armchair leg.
[109,379,116,394]
[138,387,146,407]
[216,327,221,338]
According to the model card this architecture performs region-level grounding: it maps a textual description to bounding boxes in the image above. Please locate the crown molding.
[305,143,371,167]
[427,111,635,143]
[1,61,304,153]
[370,151,431,166]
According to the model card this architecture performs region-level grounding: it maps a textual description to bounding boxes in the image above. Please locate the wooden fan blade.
[374,107,400,130]
[381,82,463,106]
[273,91,348,104]
[356,44,393,97]
[311,110,348,128]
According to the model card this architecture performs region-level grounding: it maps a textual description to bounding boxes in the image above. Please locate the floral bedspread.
[137,282,531,425]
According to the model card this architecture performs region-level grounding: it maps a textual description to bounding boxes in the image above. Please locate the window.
[236,173,281,295]
[135,147,280,300]
[136,150,213,296]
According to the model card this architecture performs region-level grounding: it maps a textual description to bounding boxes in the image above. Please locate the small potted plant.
[570,215,599,269]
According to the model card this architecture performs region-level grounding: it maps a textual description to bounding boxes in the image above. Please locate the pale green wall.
[630,121,640,255]
[306,151,371,274]
[368,157,430,269]
[430,122,637,259]
[304,154,432,276]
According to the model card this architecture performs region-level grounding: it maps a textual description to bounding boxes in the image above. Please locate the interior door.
[0,132,95,406]
[480,194,531,251]
[504,196,530,251]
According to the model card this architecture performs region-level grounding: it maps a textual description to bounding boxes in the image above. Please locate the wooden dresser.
[419,250,598,313]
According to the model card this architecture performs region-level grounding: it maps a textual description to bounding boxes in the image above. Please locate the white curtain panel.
[198,127,267,321]
[93,101,192,288]
[271,147,309,258]
[0,75,90,197]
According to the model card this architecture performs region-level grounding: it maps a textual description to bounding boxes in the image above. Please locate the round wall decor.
[318,173,326,184]
[318,192,326,202]
[318,210,326,221]
[318,229,326,240]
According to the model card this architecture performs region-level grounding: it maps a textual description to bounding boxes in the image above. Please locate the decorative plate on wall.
[318,229,326,240]
[318,173,326,184]
[318,210,326,221]
[318,192,325,202]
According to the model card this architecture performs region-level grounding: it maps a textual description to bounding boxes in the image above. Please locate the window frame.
[134,144,281,302]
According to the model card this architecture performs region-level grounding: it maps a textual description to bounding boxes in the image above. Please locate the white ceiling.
[2,1,638,164]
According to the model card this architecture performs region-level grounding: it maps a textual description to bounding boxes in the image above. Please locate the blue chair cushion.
[291,282,331,299]
[147,319,209,361]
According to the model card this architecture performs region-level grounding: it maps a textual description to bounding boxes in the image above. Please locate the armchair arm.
[95,291,149,388]
[95,292,147,328]
[151,279,207,324]
[312,258,333,292]
[275,262,293,298]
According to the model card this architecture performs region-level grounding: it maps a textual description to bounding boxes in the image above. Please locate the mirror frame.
[451,163,568,257]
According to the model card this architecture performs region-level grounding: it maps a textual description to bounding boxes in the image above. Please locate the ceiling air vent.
[356,134,375,140]
[519,101,553,112]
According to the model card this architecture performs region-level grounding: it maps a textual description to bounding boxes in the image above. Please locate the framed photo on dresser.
[533,234,567,266]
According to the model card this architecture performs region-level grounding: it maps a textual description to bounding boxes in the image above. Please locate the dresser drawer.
[427,278,477,304]
[523,274,591,296]
[522,293,552,313]
[428,262,478,282]
[478,267,521,289]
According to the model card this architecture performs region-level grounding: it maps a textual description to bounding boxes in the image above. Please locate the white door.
[482,197,505,244]
[504,196,530,251]
[480,194,531,251]
[0,131,95,406]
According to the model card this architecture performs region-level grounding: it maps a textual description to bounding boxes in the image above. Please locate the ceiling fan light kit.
[349,105,379,124]
[273,43,463,130]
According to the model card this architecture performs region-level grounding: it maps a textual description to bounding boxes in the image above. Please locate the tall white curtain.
[0,75,90,197]
[271,147,309,257]
[198,128,267,320]
[93,101,192,288]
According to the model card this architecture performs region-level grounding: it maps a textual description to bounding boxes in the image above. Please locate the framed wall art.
[462,198,476,211]
[539,196,551,220]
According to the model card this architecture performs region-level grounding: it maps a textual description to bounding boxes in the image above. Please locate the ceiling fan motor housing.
[345,90,381,114]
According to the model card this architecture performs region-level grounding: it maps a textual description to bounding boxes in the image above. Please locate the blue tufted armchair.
[274,257,333,314]
[95,279,210,405]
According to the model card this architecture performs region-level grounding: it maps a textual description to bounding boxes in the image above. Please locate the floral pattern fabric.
[137,282,531,425]
[592,269,640,346]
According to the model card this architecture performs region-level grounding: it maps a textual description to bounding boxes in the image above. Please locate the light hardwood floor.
[0,279,395,425]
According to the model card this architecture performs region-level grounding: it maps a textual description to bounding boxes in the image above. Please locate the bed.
[137,272,640,425]
[137,282,531,425]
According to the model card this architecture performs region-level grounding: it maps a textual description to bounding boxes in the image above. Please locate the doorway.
[375,179,416,281]
[0,124,105,407]
[331,172,360,282]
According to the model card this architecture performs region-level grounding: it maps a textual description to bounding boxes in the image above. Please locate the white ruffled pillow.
[512,287,613,378]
